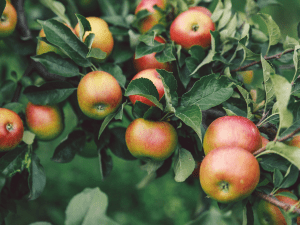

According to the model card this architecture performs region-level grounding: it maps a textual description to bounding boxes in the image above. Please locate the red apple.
[170,8,215,49]
[261,135,269,148]
[189,6,212,17]
[135,0,167,34]
[203,116,262,155]
[128,69,164,107]
[200,147,260,203]
[125,118,178,161]
[0,108,24,151]
[133,36,172,72]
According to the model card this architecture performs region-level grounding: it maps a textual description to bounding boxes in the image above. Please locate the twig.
[255,191,300,215]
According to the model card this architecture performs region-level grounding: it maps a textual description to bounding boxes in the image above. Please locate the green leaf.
[75,14,91,41]
[86,48,107,60]
[84,33,95,48]
[173,148,195,182]
[261,56,275,111]
[155,43,176,63]
[217,0,232,30]
[98,149,113,180]
[140,159,164,175]
[31,53,80,77]
[101,64,126,89]
[236,85,253,119]
[270,74,293,128]
[181,74,233,111]
[51,130,86,163]
[245,0,259,17]
[22,131,36,145]
[39,0,70,25]
[157,69,178,113]
[3,102,24,114]
[132,101,151,118]
[257,142,300,170]
[251,28,269,43]
[138,31,156,45]
[283,36,299,50]
[135,41,164,59]
[125,78,163,110]
[65,187,118,225]
[0,0,5,17]
[275,191,298,200]
[273,168,283,188]
[23,81,76,105]
[0,146,27,174]
[0,80,17,105]
[102,16,128,28]
[242,201,254,225]
[28,153,46,200]
[220,13,237,42]
[175,105,202,142]
[211,0,224,22]
[292,45,300,84]
[38,19,92,67]
[280,164,299,188]
[29,222,52,225]
[238,42,260,64]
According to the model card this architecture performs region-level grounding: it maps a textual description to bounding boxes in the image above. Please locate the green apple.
[200,147,260,203]
[0,108,24,151]
[125,118,178,161]
[25,102,64,141]
[0,1,17,38]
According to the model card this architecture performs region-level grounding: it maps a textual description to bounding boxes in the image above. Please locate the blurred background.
[2,0,300,224]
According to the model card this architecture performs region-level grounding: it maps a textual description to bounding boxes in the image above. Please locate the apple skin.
[200,147,260,203]
[133,36,172,72]
[169,8,215,50]
[285,135,300,148]
[135,0,167,34]
[257,189,300,225]
[25,102,64,141]
[261,135,269,148]
[189,6,212,17]
[125,118,178,161]
[77,71,122,120]
[203,116,262,155]
[128,69,164,107]
[74,17,114,60]
[0,108,24,151]
[0,1,17,38]
[237,70,254,85]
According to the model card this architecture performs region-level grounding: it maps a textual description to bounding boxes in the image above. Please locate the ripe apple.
[36,24,75,56]
[169,8,215,50]
[203,116,262,155]
[0,108,24,151]
[135,0,167,34]
[0,1,17,38]
[257,189,300,225]
[128,68,164,107]
[74,17,114,60]
[200,147,260,203]
[261,135,269,148]
[133,36,172,72]
[77,71,122,120]
[189,6,212,17]
[237,70,254,85]
[285,134,300,148]
[25,102,64,141]
[125,118,178,161]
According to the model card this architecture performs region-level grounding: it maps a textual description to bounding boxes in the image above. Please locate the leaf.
[75,14,91,41]
[217,0,232,30]
[236,85,253,119]
[270,74,293,128]
[0,146,27,174]
[173,148,195,182]
[245,0,259,17]
[273,168,283,188]
[0,0,5,16]
[86,48,107,60]
[23,81,76,105]
[140,159,164,175]
[28,222,52,225]
[3,102,24,114]
[102,15,128,28]
[22,131,35,145]
[65,187,118,225]
[292,45,300,84]
[181,74,233,111]
[132,101,151,118]
[283,36,299,50]
[261,56,275,111]
[155,43,176,63]
[242,201,254,225]
[135,41,164,59]
[156,69,178,113]
[51,130,86,163]
[211,0,224,22]
[257,142,300,170]
[101,64,126,89]
[31,53,80,77]
[39,0,69,25]
[175,105,202,142]
[38,19,92,67]
[280,164,299,188]
[98,149,113,180]
[125,78,163,110]
[27,153,46,200]
[238,42,260,64]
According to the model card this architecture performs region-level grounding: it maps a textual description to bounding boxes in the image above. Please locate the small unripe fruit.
[0,1,17,38]
[0,108,24,151]
[26,102,64,141]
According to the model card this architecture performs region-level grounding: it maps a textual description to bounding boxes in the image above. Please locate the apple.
[285,134,300,148]
[169,8,215,49]
[0,1,17,38]
[237,70,254,85]
[261,135,269,148]
[125,118,178,161]
[189,6,212,17]
[25,102,64,141]
[77,71,122,120]
[200,147,260,203]
[135,0,167,34]
[36,24,75,56]
[0,108,24,151]
[128,68,164,107]
[74,17,114,60]
[133,36,172,72]
[203,116,262,155]
[257,189,300,225]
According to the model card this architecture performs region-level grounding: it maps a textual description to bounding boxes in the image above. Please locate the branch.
[231,49,295,73]
[255,191,300,215]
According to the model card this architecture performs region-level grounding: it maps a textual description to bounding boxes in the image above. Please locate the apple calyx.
[6,123,14,132]
[192,24,199,32]
[1,15,7,23]
[96,104,107,112]
[219,181,230,193]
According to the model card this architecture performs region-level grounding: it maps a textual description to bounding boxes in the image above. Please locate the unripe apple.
[285,134,300,148]
[188,6,212,17]
[237,70,254,85]
[0,108,24,151]
[257,189,300,225]
[203,116,262,155]
[200,147,260,203]
[0,1,17,38]
[74,17,114,60]
[133,36,172,72]
[170,8,215,49]
[128,69,164,107]
[25,102,64,141]
[77,71,122,120]
[135,0,167,34]
[125,118,178,161]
